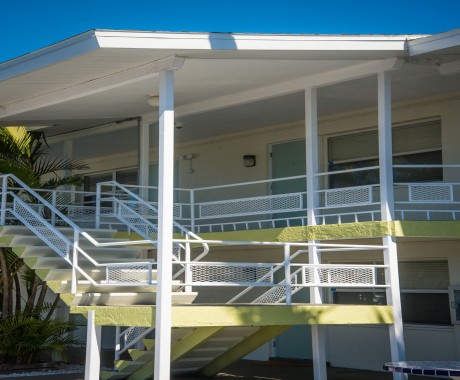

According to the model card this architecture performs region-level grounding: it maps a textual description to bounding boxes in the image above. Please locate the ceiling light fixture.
[147,95,159,107]
[437,60,460,76]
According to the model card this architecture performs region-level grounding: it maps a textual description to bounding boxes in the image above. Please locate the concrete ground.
[7,360,396,380]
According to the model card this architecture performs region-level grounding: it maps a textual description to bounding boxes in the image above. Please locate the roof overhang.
[1,29,459,147]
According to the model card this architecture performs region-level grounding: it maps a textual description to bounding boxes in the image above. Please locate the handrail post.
[284,244,292,305]
[95,183,101,229]
[148,263,153,285]
[1,176,8,225]
[51,191,57,226]
[185,233,192,292]
[114,326,121,363]
[190,189,195,233]
[71,229,79,294]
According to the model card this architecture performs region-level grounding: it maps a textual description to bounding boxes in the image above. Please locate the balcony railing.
[7,164,460,231]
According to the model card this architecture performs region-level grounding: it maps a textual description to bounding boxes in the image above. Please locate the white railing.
[0,174,156,292]
[95,181,210,289]
[9,164,460,231]
[169,239,389,299]
[315,166,381,224]
[114,239,389,357]
[13,165,460,231]
[115,326,154,361]
[393,164,460,221]
[120,175,307,233]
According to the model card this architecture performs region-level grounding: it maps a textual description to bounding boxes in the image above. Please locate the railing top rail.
[172,239,387,250]
[393,164,460,168]
[1,174,82,233]
[316,166,380,177]
[98,180,206,243]
[190,175,307,192]
[316,184,378,193]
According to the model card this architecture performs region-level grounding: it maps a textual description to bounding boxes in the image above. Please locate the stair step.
[0,225,117,239]
[13,245,143,259]
[35,268,106,281]
[72,291,197,306]
[0,234,130,248]
[48,280,182,294]
[116,359,145,372]
[128,349,154,361]
[100,370,131,380]
[23,256,155,270]
[143,339,155,350]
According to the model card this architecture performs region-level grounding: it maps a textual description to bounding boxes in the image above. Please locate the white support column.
[378,72,395,222]
[378,71,406,380]
[139,119,150,200]
[84,310,102,380]
[305,87,327,380]
[305,87,318,227]
[63,139,73,178]
[154,69,176,380]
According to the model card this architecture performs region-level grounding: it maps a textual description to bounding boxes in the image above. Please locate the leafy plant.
[0,312,81,364]
[0,126,87,364]
[0,126,87,318]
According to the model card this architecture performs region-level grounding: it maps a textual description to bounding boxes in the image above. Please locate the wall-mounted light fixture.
[180,153,195,174]
[243,155,256,167]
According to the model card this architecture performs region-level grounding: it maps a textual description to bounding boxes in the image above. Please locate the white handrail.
[1,174,156,292]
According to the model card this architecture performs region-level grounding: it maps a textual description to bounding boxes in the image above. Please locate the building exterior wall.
[49,91,460,371]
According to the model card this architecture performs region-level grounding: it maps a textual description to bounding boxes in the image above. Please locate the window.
[332,260,451,325]
[83,168,139,204]
[327,121,442,188]
[83,168,139,192]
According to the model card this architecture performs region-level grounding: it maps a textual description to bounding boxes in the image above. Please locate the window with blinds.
[332,260,451,325]
[327,120,442,188]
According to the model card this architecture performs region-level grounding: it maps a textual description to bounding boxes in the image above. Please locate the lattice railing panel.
[65,206,99,221]
[116,202,158,241]
[12,197,69,257]
[106,264,153,284]
[302,265,375,286]
[325,186,372,207]
[409,184,453,202]
[124,327,148,345]
[252,271,300,304]
[253,286,288,304]
[199,193,303,218]
[191,264,273,284]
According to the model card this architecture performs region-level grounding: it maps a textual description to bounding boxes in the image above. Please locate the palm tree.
[0,126,87,319]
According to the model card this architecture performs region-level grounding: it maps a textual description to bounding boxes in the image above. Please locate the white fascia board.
[0,30,100,81]
[94,30,410,52]
[408,28,460,56]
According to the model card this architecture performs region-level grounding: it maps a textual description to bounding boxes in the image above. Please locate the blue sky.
[1,0,459,63]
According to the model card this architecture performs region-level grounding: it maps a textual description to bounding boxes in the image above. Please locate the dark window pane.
[328,151,442,189]
[332,291,386,305]
[333,291,451,325]
[401,293,450,325]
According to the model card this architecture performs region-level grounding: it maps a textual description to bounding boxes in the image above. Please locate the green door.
[271,139,312,360]
[271,139,307,226]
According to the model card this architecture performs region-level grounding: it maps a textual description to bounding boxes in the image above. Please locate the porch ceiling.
[0,29,459,145]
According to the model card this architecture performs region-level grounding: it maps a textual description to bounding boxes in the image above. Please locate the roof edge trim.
[0,30,100,81]
[408,28,460,56]
[94,30,410,52]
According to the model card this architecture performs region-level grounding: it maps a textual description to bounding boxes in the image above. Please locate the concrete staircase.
[101,325,288,380]
[0,224,289,379]
[0,225,198,307]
